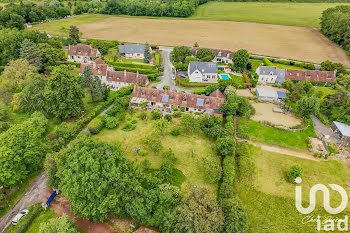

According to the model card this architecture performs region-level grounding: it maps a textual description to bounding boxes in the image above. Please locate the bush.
[88,116,105,134]
[164,114,172,122]
[151,110,162,120]
[262,57,273,66]
[142,135,163,153]
[163,85,169,90]
[14,203,43,233]
[172,105,178,111]
[236,142,255,182]
[105,116,119,129]
[139,151,147,156]
[131,119,137,124]
[287,165,303,183]
[173,111,182,118]
[171,128,180,136]
[202,157,222,184]
[215,136,236,157]
[138,112,147,120]
[194,89,206,95]
[121,123,136,131]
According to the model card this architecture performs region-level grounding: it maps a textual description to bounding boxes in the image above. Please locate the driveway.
[0,172,48,233]
[156,47,193,93]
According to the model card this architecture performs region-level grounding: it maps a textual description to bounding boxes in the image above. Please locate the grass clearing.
[92,110,220,192]
[26,208,56,233]
[236,144,350,233]
[192,2,350,28]
[238,118,316,151]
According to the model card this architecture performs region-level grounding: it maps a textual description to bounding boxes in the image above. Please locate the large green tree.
[196,48,215,61]
[296,96,320,117]
[173,46,192,63]
[69,25,80,42]
[1,59,37,91]
[221,197,249,233]
[144,43,152,63]
[39,214,77,233]
[12,74,46,113]
[174,188,224,233]
[81,66,108,102]
[220,94,254,117]
[232,49,250,73]
[39,43,65,68]
[19,39,42,68]
[44,65,84,119]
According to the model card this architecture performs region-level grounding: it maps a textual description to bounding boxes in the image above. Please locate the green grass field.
[237,145,350,233]
[93,110,220,192]
[238,118,317,151]
[192,2,350,28]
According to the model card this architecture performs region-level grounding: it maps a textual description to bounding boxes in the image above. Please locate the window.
[212,75,216,79]
[206,100,210,105]
[152,92,156,98]
[297,73,299,77]
[183,97,187,101]
[170,95,174,100]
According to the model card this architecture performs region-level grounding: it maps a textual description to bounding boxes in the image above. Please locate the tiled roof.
[285,69,336,83]
[191,47,234,59]
[107,70,149,86]
[80,62,109,77]
[68,44,99,57]
[210,89,225,98]
[133,86,225,110]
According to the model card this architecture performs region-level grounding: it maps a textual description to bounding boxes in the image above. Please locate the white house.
[188,62,218,83]
[67,44,100,63]
[118,44,152,59]
[256,66,285,84]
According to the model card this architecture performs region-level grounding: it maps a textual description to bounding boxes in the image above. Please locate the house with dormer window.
[68,44,100,63]
[188,62,218,83]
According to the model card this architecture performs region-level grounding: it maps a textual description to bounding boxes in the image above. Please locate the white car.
[11,209,29,225]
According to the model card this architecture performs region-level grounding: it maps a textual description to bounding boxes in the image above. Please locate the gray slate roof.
[333,121,350,137]
[257,66,286,84]
[118,44,146,54]
[189,62,218,75]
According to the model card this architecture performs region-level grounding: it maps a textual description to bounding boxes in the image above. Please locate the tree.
[44,65,84,119]
[180,114,200,134]
[281,80,295,92]
[154,119,168,135]
[173,46,192,63]
[6,14,25,30]
[39,214,77,233]
[0,100,9,121]
[321,60,347,76]
[69,25,80,42]
[12,74,46,113]
[19,39,42,68]
[287,165,303,183]
[232,49,250,73]
[144,43,152,63]
[39,43,65,68]
[296,96,320,117]
[193,42,199,47]
[215,136,236,157]
[1,59,37,91]
[175,188,224,233]
[224,85,236,97]
[221,197,249,233]
[196,48,215,61]
[220,94,254,117]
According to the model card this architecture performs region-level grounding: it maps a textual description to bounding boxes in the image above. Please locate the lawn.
[238,118,316,151]
[229,73,245,84]
[25,208,56,233]
[271,62,307,70]
[192,2,350,28]
[236,144,350,233]
[92,110,220,192]
[31,14,111,37]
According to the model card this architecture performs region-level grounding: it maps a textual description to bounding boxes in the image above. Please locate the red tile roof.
[133,86,225,110]
[191,47,234,59]
[68,44,99,58]
[80,62,109,77]
[210,89,225,98]
[284,69,336,83]
[107,70,149,86]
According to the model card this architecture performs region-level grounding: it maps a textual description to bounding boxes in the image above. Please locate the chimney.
[136,71,139,78]
[124,70,127,78]
[93,63,96,69]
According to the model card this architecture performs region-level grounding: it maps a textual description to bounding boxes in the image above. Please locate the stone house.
[67,44,100,63]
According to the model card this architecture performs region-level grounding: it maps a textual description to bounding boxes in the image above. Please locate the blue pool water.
[220,74,230,80]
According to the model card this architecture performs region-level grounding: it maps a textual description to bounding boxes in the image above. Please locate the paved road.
[0,172,48,233]
[156,47,193,93]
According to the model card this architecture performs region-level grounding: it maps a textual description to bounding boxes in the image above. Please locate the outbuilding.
[331,121,350,147]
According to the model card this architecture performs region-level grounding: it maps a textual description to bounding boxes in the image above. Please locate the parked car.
[180,74,187,79]
[12,209,29,225]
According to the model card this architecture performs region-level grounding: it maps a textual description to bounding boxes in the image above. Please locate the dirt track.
[79,17,350,66]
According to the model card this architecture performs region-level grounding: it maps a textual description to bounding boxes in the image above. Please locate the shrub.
[171,128,180,136]
[221,197,248,233]
[138,112,147,120]
[164,114,172,122]
[236,142,255,182]
[105,116,119,129]
[202,157,221,184]
[14,203,43,233]
[215,136,236,157]
[173,111,182,118]
[139,151,147,156]
[262,57,273,66]
[142,135,163,153]
[122,123,136,131]
[287,165,303,183]
[163,85,169,90]
[151,110,162,120]
[88,117,105,134]
[172,105,178,111]
[194,89,206,95]
[131,119,137,124]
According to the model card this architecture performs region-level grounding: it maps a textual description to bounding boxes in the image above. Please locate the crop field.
[192,2,350,28]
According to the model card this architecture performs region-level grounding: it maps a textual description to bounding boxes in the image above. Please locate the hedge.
[194,89,206,95]
[112,65,159,75]
[13,203,43,233]
[262,57,274,66]
[108,61,155,70]
[176,76,210,87]
[88,116,105,134]
[61,61,81,68]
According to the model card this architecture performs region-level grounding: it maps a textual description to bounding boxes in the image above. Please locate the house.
[130,86,225,114]
[118,44,151,59]
[191,48,234,64]
[331,121,350,147]
[67,44,100,63]
[284,69,336,83]
[80,59,149,91]
[188,62,218,83]
[256,66,285,84]
[256,88,286,102]
[255,65,337,85]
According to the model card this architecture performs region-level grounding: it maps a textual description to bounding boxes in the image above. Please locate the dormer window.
[141,91,145,96]
[152,92,156,98]
[206,100,210,105]
[170,95,174,100]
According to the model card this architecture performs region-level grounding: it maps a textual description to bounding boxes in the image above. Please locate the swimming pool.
[219,74,230,80]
